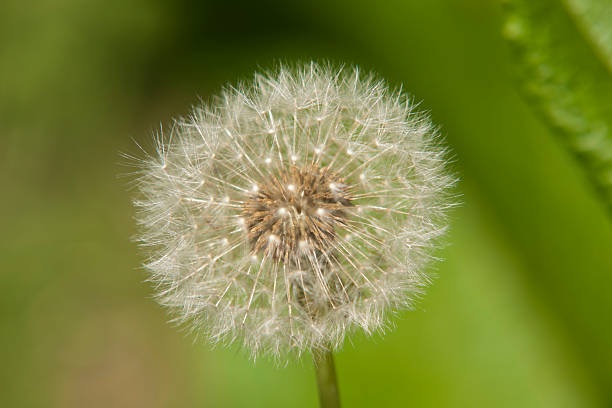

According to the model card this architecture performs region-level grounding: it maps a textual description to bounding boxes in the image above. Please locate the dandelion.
[132,62,455,407]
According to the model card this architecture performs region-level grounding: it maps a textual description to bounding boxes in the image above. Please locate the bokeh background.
[2,0,611,407]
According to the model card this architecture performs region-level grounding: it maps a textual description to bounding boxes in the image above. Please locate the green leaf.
[503,0,612,213]
[564,0,612,73]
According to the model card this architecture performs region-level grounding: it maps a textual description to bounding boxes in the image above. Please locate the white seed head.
[132,63,456,361]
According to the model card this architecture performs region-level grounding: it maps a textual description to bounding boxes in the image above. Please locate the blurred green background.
[1,0,611,407]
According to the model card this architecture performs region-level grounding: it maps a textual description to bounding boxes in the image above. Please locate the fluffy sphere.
[133,63,455,360]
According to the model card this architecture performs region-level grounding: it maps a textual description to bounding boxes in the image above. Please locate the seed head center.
[241,164,353,262]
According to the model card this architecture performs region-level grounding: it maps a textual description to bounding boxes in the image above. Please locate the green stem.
[313,349,341,408]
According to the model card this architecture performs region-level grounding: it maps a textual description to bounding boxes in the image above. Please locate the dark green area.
[504,0,612,212]
[1,0,610,407]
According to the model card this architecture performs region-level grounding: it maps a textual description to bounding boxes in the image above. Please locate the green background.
[1,0,611,407]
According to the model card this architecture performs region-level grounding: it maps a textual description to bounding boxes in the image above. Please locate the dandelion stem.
[313,349,341,408]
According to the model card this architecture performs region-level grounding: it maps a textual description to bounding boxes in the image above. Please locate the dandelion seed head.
[133,62,456,361]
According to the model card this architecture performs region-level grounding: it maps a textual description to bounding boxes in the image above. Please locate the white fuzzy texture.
[133,63,455,361]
